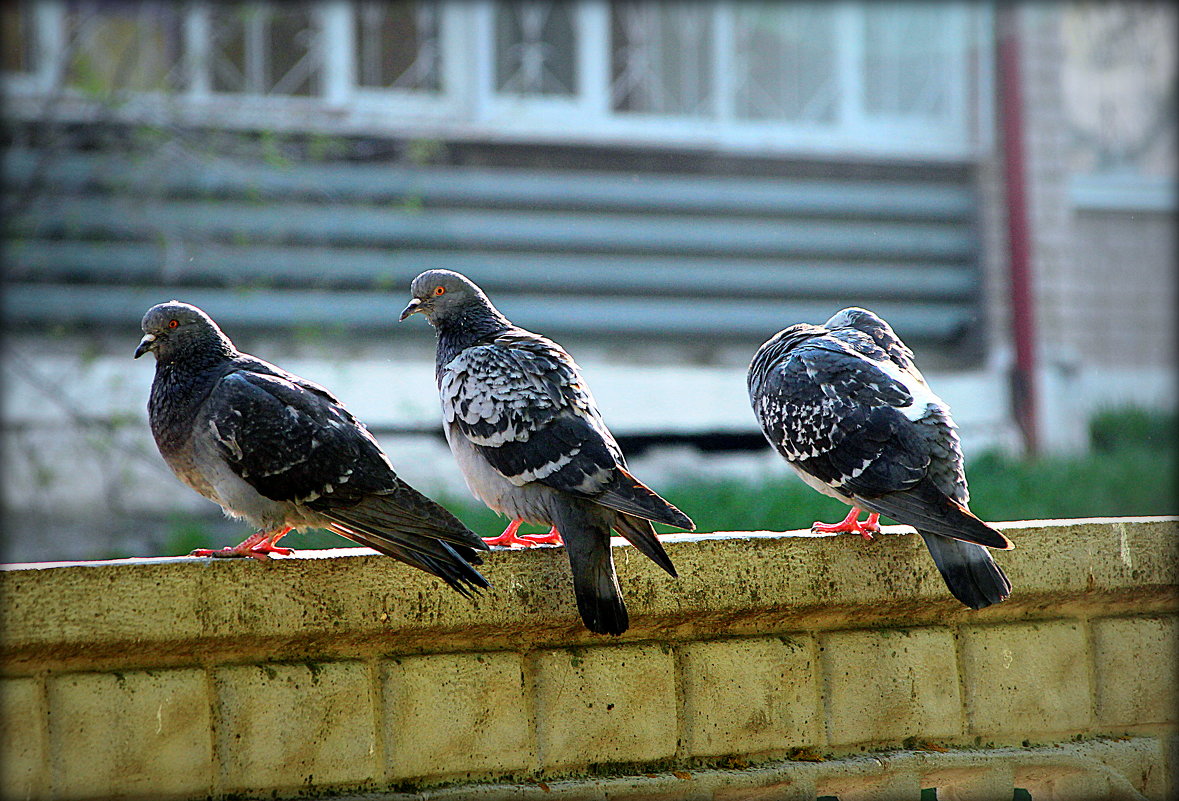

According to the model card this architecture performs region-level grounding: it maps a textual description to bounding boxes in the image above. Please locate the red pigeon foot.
[482,519,541,548]
[812,509,880,540]
[518,526,563,545]
[190,527,292,560]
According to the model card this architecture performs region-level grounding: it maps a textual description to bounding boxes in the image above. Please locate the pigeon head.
[134,301,234,362]
[824,307,886,332]
[399,270,507,331]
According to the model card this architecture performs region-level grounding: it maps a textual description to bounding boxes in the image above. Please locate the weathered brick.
[959,622,1090,737]
[711,777,814,801]
[383,651,534,779]
[924,765,1015,801]
[1015,765,1110,801]
[47,668,212,800]
[1069,736,1170,801]
[680,636,819,757]
[533,644,676,768]
[1164,733,1179,801]
[0,678,46,801]
[214,661,376,793]
[820,627,961,745]
[815,769,923,801]
[1092,616,1178,727]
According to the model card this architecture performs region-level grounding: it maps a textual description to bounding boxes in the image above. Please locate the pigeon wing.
[202,370,373,505]
[441,332,622,496]
[442,332,693,529]
[205,369,486,552]
[752,337,930,497]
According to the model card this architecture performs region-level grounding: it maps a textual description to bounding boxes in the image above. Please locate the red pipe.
[995,6,1039,456]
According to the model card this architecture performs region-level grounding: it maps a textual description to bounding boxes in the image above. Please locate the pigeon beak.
[398,298,423,322]
[133,333,156,359]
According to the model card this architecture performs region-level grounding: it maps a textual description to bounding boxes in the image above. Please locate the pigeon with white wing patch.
[748,307,1012,609]
[401,271,694,635]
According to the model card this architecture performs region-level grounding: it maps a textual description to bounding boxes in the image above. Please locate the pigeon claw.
[482,519,562,548]
[188,527,294,559]
[189,546,251,559]
[518,526,563,546]
[812,508,880,540]
[248,543,295,557]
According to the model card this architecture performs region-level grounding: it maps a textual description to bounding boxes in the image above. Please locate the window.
[1062,2,1177,210]
[731,4,837,123]
[495,0,576,96]
[612,2,713,116]
[1,0,988,158]
[355,1,440,91]
[2,0,37,75]
[206,3,320,96]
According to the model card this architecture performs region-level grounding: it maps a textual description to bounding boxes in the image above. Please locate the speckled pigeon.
[748,307,1012,609]
[134,301,489,596]
[400,270,694,634]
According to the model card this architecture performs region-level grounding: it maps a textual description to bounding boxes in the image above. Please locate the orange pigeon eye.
[168,319,179,329]
[433,286,446,296]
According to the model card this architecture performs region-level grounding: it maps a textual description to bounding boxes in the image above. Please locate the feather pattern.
[438,329,689,528]
[748,307,1012,609]
[406,270,692,634]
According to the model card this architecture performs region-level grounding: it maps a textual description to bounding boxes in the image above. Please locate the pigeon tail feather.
[557,505,629,636]
[611,513,677,578]
[919,532,1011,610]
[329,524,489,597]
[316,487,490,552]
[595,467,695,531]
[856,478,1012,550]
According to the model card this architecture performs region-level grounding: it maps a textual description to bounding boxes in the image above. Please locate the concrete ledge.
[2,518,1175,668]
[1,518,1176,800]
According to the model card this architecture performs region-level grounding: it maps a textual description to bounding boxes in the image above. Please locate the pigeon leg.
[250,527,295,557]
[812,508,878,539]
[190,527,293,560]
[481,519,543,548]
[859,513,881,540]
[519,525,563,545]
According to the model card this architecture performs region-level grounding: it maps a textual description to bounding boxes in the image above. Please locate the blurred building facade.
[2,2,1175,560]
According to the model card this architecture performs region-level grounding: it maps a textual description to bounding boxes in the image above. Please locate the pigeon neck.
[156,336,237,372]
[435,304,512,363]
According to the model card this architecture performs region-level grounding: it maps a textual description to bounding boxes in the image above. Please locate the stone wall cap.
[2,517,1175,669]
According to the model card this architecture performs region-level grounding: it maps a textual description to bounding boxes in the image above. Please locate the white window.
[1062,2,1177,211]
[1,0,988,159]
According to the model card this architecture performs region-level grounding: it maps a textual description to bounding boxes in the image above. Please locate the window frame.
[2,0,990,160]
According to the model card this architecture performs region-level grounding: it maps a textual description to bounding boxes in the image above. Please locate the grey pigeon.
[134,301,489,596]
[400,271,694,634]
[748,307,1012,609]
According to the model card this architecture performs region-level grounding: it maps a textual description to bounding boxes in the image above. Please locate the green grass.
[162,408,1176,554]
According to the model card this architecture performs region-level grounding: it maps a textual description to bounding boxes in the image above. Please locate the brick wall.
[1,518,1176,800]
[976,6,1177,453]
[1066,209,1177,369]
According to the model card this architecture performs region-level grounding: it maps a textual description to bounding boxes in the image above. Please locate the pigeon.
[747,307,1013,610]
[400,270,694,634]
[134,300,490,596]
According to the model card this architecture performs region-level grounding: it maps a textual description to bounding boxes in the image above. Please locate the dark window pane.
[2,0,36,74]
[355,1,441,91]
[210,2,319,96]
[64,1,185,94]
[495,0,576,96]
